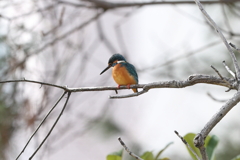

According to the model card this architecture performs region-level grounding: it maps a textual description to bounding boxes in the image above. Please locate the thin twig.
[4,4,56,20]
[97,18,117,53]
[139,40,221,72]
[59,7,65,26]
[118,137,143,160]
[29,91,71,160]
[222,61,235,78]
[0,79,67,90]
[16,91,67,160]
[193,0,240,82]
[210,65,232,88]
[174,131,201,160]
[17,11,105,64]
[229,42,240,51]
[207,92,227,103]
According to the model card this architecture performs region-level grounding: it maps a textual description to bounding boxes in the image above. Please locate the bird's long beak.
[100,65,111,75]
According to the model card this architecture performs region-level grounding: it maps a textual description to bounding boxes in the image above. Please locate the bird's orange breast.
[112,63,137,85]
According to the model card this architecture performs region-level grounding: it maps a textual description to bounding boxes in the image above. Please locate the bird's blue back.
[120,62,138,83]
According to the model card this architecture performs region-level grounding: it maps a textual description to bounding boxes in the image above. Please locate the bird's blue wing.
[124,63,138,83]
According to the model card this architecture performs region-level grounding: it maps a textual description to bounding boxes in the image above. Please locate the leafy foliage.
[184,133,218,160]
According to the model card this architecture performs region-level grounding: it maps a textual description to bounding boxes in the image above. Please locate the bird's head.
[100,54,126,75]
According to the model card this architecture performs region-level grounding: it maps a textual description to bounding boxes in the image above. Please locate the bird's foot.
[127,84,131,89]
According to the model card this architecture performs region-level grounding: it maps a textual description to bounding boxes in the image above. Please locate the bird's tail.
[132,88,138,93]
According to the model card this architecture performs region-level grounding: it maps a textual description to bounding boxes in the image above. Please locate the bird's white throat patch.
[117,60,126,63]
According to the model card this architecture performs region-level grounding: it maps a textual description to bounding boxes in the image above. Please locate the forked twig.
[16,91,67,160]
[210,65,232,88]
[28,92,71,160]
[193,0,240,82]
[193,1,240,159]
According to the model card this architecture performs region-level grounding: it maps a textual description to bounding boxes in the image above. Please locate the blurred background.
[0,0,240,160]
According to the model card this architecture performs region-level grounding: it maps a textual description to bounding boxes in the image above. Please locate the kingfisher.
[100,54,139,93]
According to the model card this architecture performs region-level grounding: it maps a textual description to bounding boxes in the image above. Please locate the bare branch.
[118,137,143,160]
[194,91,240,150]
[59,7,65,26]
[16,91,67,160]
[174,131,202,160]
[37,11,104,52]
[110,74,236,99]
[3,4,56,20]
[64,0,240,10]
[19,10,105,62]
[207,92,227,102]
[222,61,235,78]
[97,18,117,53]
[0,75,236,99]
[192,1,240,158]
[229,42,240,52]
[29,91,71,160]
[210,65,232,88]
[139,40,221,72]
[0,79,67,90]
[193,0,240,83]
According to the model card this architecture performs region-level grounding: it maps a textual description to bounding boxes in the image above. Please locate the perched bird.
[100,54,138,93]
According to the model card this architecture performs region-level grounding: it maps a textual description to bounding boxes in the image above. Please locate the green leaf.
[231,155,240,160]
[106,155,122,160]
[141,151,154,160]
[184,133,201,160]
[205,135,219,160]
[106,149,123,160]
[155,142,173,160]
[184,133,218,160]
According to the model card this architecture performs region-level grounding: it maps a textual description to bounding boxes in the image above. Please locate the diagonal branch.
[175,131,201,160]
[118,137,143,160]
[193,0,240,83]
[194,91,240,147]
[16,91,67,160]
[29,91,71,160]
[192,1,240,159]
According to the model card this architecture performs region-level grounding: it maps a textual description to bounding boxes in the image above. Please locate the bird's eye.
[111,62,117,67]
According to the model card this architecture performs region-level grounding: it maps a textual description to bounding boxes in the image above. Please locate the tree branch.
[174,131,202,160]
[193,0,240,83]
[29,91,71,160]
[0,75,236,99]
[2,74,236,160]
[16,91,67,160]
[118,137,143,160]
[194,91,240,146]
[192,1,240,159]
[110,74,236,99]
[60,0,240,10]
[222,61,235,78]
